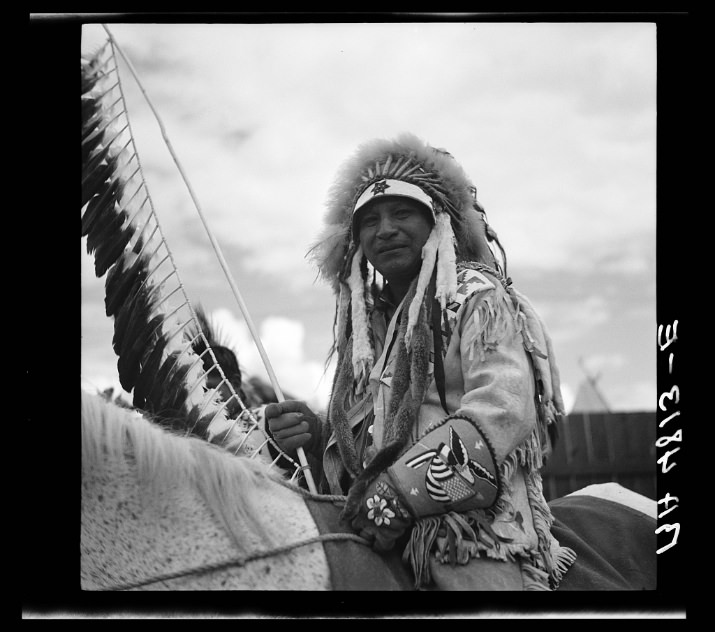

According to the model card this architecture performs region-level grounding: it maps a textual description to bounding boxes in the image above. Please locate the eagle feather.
[80,42,278,463]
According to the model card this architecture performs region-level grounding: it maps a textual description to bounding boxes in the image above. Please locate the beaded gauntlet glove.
[388,413,500,517]
[350,414,500,552]
[349,472,413,552]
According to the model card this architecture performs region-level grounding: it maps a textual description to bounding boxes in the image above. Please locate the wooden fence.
[541,411,656,502]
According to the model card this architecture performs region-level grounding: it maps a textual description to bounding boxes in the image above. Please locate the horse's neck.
[81,450,242,589]
[81,396,331,590]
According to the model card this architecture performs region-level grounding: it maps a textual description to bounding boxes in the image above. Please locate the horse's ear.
[189,305,214,350]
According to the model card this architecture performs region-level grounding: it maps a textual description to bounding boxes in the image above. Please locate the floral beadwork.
[366,494,396,526]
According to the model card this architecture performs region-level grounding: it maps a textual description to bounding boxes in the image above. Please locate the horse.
[81,389,657,593]
[81,388,415,591]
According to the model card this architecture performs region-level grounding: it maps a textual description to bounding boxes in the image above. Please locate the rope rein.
[101,530,369,591]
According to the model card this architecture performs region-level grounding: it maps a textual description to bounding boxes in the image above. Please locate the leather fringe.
[326,340,363,480]
[341,278,434,520]
[402,515,441,588]
[402,508,514,589]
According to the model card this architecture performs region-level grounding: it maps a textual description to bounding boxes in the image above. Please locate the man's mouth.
[377,244,406,254]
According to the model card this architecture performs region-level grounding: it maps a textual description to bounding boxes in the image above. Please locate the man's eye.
[362,215,378,226]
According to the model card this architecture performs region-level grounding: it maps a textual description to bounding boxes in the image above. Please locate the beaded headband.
[353,178,436,217]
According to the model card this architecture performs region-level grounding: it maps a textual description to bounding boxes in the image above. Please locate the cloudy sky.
[80,20,657,413]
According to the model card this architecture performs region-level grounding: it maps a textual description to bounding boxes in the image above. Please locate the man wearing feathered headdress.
[265,133,576,590]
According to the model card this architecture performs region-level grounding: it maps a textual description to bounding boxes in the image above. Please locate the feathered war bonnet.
[308,133,510,503]
[310,133,502,395]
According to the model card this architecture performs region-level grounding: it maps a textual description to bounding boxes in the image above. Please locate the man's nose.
[376,215,398,237]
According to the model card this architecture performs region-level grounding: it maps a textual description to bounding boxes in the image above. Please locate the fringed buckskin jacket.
[235,264,575,589]
[318,264,575,590]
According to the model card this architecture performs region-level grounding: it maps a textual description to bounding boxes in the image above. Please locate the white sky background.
[80,21,657,412]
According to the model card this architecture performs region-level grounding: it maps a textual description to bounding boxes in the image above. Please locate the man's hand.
[349,473,413,553]
[264,400,320,455]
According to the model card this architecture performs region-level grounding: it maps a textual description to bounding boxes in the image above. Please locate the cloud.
[211,309,334,410]
[81,22,656,418]
[578,353,627,377]
[536,295,612,344]
[609,379,657,412]
[88,22,656,286]
[559,382,576,416]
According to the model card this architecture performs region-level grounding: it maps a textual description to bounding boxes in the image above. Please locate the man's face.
[206,372,245,417]
[357,197,433,286]
[206,373,233,401]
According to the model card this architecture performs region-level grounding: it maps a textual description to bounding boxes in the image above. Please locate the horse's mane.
[81,389,291,551]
